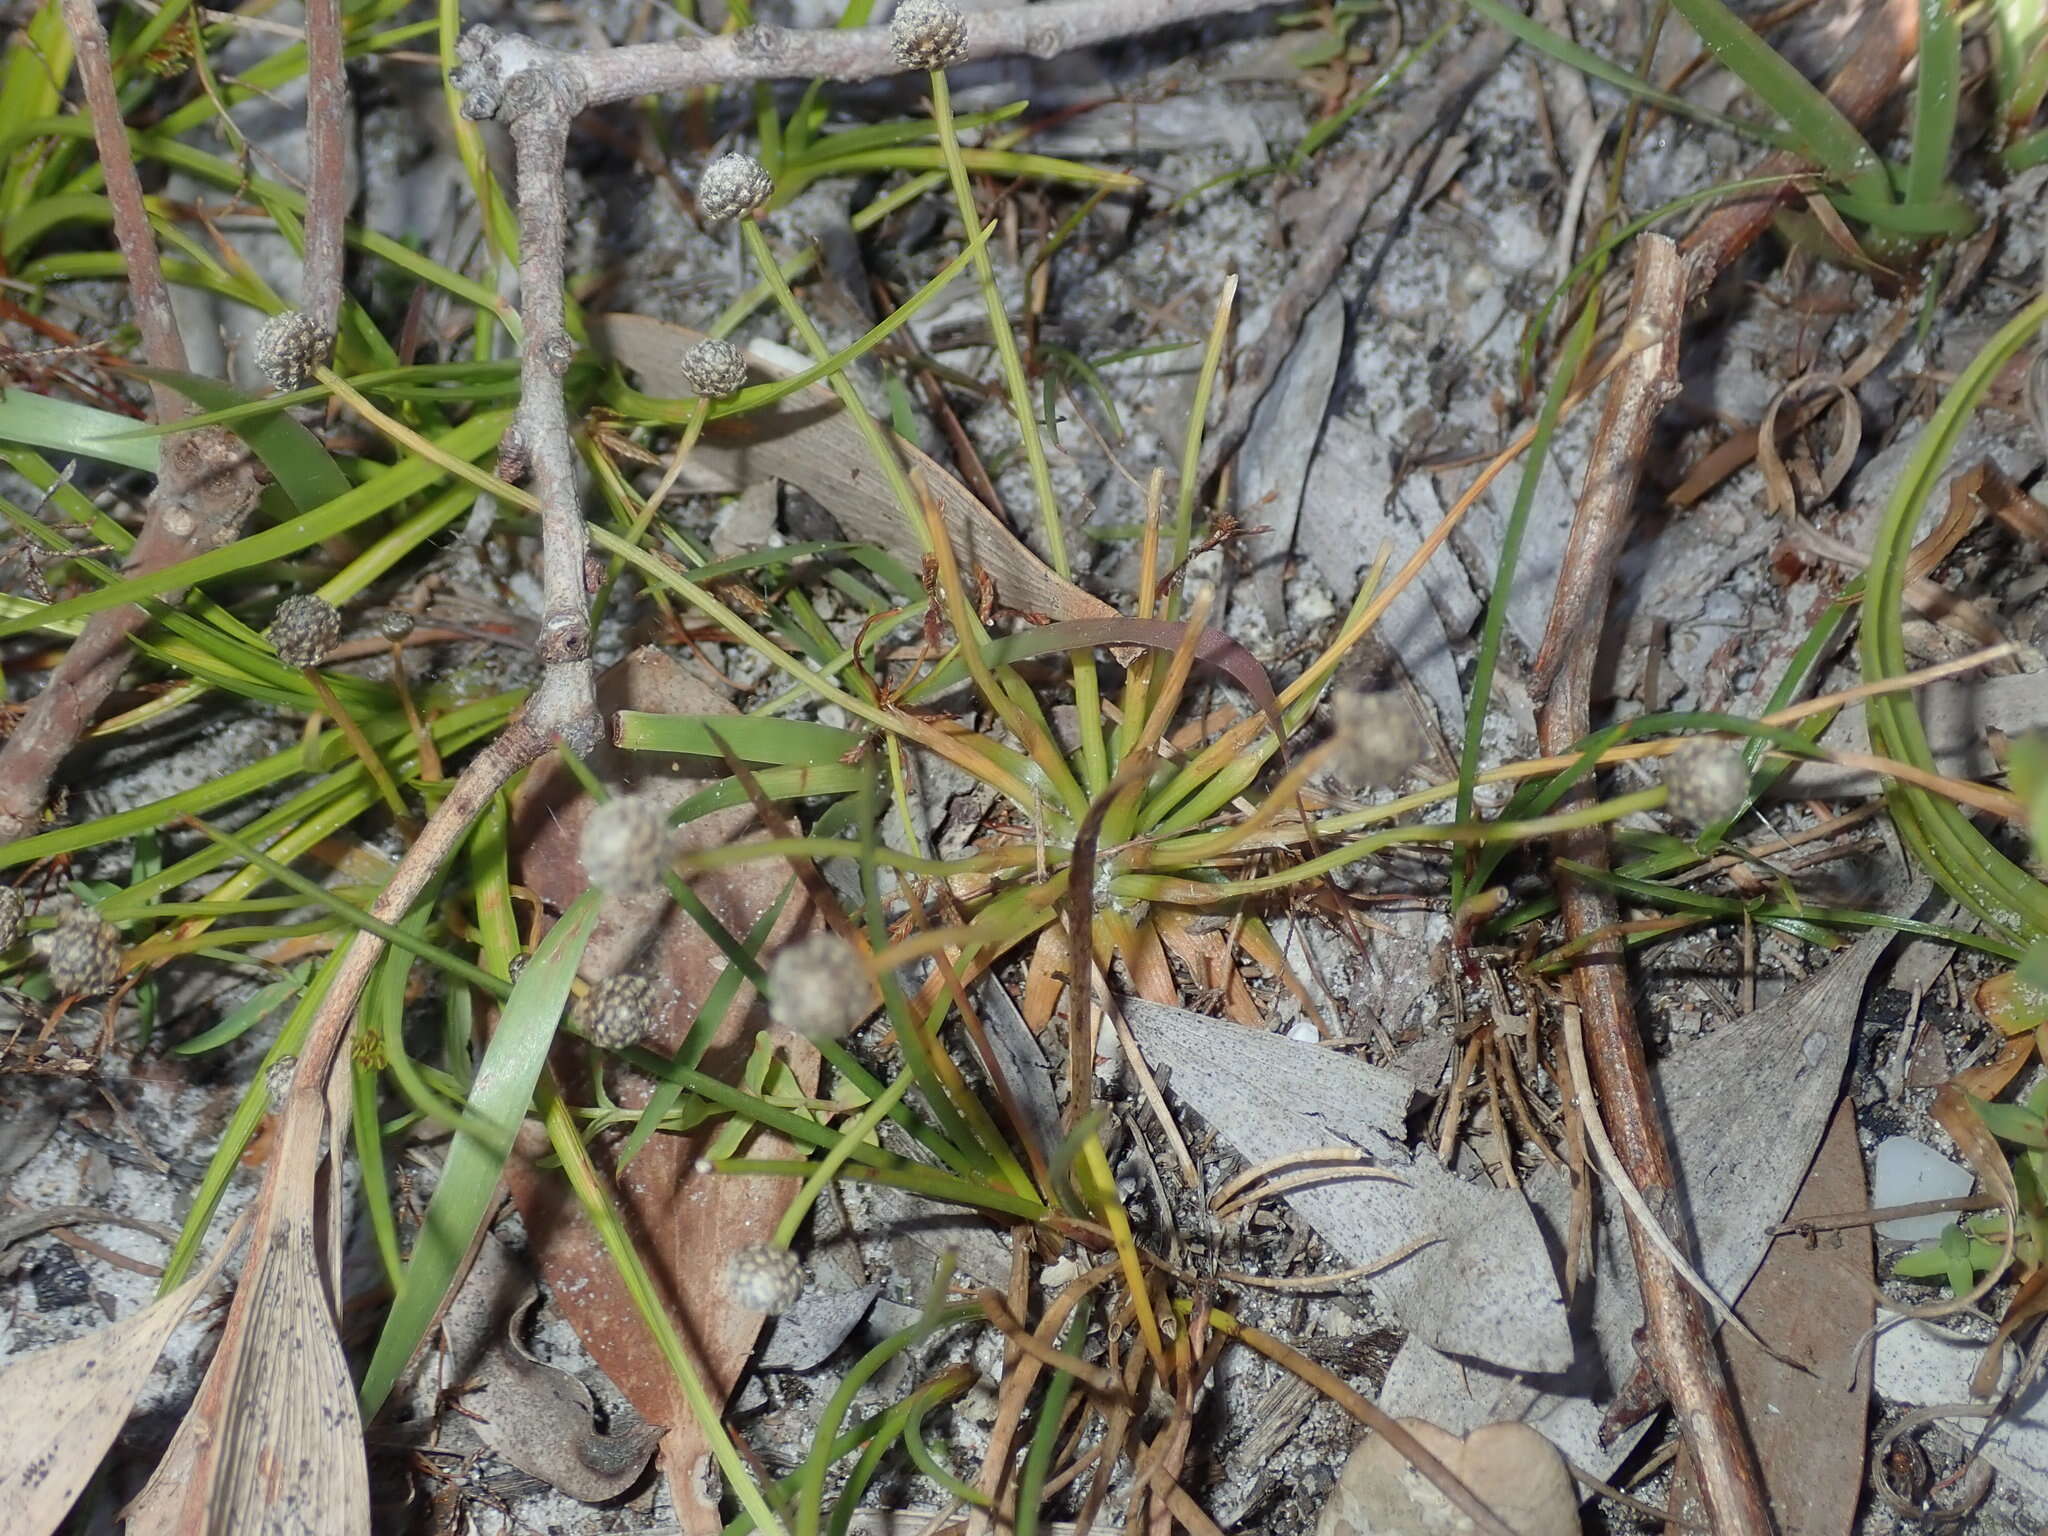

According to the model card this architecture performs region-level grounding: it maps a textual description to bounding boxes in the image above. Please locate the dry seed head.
[0,888,22,953]
[575,974,661,1050]
[727,1243,804,1313]
[767,932,870,1041]
[45,908,122,996]
[268,594,343,669]
[253,309,332,392]
[1330,690,1424,789]
[579,795,678,897]
[891,0,968,69]
[379,610,416,642]
[698,152,773,223]
[681,338,748,399]
[1661,739,1749,826]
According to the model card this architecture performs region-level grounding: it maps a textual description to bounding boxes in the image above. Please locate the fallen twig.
[1533,234,1773,1536]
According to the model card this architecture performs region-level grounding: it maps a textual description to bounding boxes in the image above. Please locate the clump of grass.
[5,0,2045,1528]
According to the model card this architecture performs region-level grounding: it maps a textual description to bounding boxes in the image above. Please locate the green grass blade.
[0,390,158,472]
[1906,0,1964,213]
[358,889,602,1416]
[0,410,510,643]
[353,1058,405,1295]
[1664,0,1891,204]
[171,965,310,1055]
[1450,296,1597,908]
[613,711,862,762]
[1861,287,2048,937]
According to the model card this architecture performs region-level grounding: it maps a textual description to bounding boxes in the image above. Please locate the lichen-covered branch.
[563,0,1273,108]
[452,30,598,739]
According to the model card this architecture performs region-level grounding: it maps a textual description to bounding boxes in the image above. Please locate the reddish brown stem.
[1534,236,1773,1536]
[1679,0,1916,296]
[0,5,264,846]
[58,0,186,417]
[302,0,349,336]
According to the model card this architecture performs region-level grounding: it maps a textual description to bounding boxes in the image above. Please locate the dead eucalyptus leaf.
[507,648,817,1536]
[1381,907,1917,1480]
[1667,1099,1873,1536]
[1238,285,1344,629]
[1122,999,1570,1372]
[0,1216,238,1536]
[1316,1419,1577,1536]
[590,313,1113,625]
[464,1296,663,1502]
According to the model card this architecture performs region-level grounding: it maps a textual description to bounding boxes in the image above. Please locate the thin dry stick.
[1532,234,1773,1536]
[1556,1002,1787,1362]
[0,4,265,846]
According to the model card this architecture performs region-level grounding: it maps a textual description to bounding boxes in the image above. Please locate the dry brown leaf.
[1315,1418,1577,1536]
[505,648,817,1536]
[591,312,1114,625]
[1667,1098,1873,1536]
[1023,922,1070,1034]
[1756,372,1860,517]
[464,1296,663,1502]
[1154,911,1262,1027]
[0,1215,240,1536]
[127,1092,369,1536]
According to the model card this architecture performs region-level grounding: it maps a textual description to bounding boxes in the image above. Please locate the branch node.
[453,26,579,123]
[538,610,592,665]
[540,330,577,376]
[497,425,531,483]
